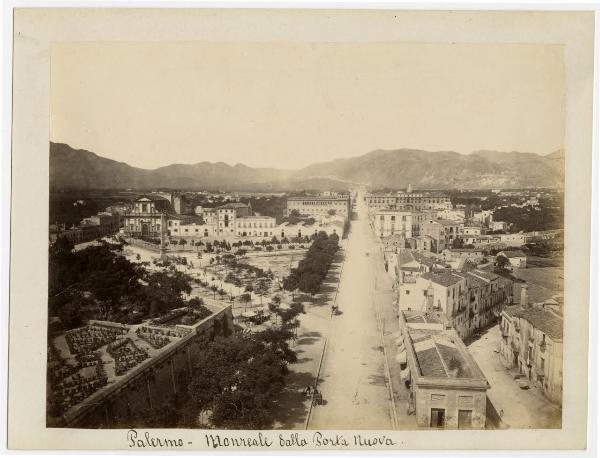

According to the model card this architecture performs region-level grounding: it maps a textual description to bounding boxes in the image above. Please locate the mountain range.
[49,142,564,191]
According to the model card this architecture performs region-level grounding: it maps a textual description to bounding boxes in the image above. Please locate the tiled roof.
[468,269,498,282]
[503,305,563,340]
[421,271,464,287]
[405,311,442,324]
[499,250,527,258]
[437,343,473,378]
[415,346,447,378]
[465,272,488,287]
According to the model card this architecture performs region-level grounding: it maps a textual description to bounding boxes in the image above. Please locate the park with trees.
[283,231,340,295]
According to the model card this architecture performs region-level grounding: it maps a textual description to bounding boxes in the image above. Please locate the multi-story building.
[236,216,276,239]
[408,235,435,252]
[216,202,252,236]
[374,210,412,238]
[286,195,351,221]
[410,211,432,236]
[123,195,173,239]
[421,219,463,253]
[400,310,490,429]
[499,286,563,404]
[398,268,512,340]
[365,192,451,213]
[462,226,488,236]
[363,193,398,211]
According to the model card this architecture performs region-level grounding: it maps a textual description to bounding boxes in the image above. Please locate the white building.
[236,216,276,239]
[435,208,466,222]
[374,210,412,238]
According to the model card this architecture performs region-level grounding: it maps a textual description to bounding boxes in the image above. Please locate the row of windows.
[292,201,346,206]
[368,197,449,204]
[379,215,408,221]
[236,221,275,228]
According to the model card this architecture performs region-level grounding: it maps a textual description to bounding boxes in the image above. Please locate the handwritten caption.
[127,430,397,449]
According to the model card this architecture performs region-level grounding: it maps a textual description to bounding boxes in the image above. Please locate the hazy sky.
[51,42,564,170]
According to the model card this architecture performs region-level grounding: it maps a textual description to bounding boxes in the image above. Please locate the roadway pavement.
[307,193,395,429]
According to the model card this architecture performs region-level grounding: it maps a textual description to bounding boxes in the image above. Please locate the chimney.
[520,283,529,307]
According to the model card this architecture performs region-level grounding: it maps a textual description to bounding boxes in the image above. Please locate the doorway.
[430,408,445,428]
[458,410,473,429]
[141,223,150,236]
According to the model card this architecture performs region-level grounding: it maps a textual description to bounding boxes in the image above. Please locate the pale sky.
[50,42,564,170]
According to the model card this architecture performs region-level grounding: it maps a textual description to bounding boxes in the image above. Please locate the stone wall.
[66,307,233,428]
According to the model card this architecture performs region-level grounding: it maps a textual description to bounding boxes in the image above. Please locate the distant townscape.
[47,143,563,430]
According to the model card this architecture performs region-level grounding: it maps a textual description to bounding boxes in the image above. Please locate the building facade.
[365,192,451,213]
[421,219,462,253]
[400,310,489,429]
[286,196,351,221]
[236,216,277,238]
[374,210,413,238]
[216,203,252,236]
[499,287,563,404]
[398,269,513,340]
[123,196,173,239]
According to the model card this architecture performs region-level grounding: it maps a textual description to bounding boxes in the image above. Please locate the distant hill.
[49,142,564,191]
[297,148,563,189]
[49,142,295,190]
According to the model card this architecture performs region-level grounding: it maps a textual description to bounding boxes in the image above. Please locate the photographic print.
[6,7,594,451]
[46,40,565,431]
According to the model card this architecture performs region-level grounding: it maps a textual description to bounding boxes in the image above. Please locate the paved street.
[467,325,562,429]
[308,192,395,429]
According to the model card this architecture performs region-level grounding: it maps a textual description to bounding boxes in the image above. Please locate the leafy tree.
[188,333,291,429]
[188,297,205,308]
[255,277,272,305]
[495,254,511,273]
[451,237,464,249]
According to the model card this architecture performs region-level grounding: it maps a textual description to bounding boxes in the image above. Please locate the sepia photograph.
[4,6,596,452]
[46,39,566,431]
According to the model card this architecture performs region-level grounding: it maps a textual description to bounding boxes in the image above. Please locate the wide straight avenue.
[308,192,396,429]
